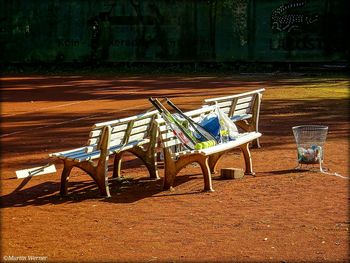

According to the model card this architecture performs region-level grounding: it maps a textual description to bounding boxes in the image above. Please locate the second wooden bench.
[50,110,159,197]
[155,105,262,192]
[203,88,265,148]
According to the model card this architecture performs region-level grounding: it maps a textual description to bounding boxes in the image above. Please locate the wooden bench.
[203,88,265,148]
[155,105,262,192]
[50,110,159,197]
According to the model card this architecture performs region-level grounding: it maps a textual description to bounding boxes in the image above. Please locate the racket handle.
[149,97,163,113]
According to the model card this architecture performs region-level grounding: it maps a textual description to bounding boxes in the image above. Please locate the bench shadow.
[0,171,206,208]
[268,168,309,175]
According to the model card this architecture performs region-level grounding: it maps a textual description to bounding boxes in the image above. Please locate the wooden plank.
[72,151,102,162]
[64,148,94,158]
[110,131,126,141]
[159,124,169,132]
[163,138,182,148]
[161,131,177,140]
[111,124,128,133]
[16,164,57,179]
[230,114,252,122]
[109,138,124,148]
[89,124,128,139]
[235,101,252,111]
[172,132,262,157]
[128,133,147,142]
[89,129,103,138]
[133,117,153,127]
[63,149,100,161]
[214,101,232,108]
[108,138,150,154]
[130,125,149,135]
[87,137,100,146]
[184,105,216,116]
[92,110,158,128]
[49,146,88,157]
[85,146,96,153]
[233,108,251,116]
[204,88,265,103]
[236,95,254,104]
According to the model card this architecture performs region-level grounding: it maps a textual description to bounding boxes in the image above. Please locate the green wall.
[1,0,348,63]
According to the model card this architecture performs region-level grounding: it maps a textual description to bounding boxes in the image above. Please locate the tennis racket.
[166,98,218,144]
[149,97,197,150]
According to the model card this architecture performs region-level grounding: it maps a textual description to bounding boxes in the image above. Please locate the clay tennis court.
[1,73,349,262]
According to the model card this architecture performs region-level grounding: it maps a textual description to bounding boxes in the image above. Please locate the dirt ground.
[1,73,349,263]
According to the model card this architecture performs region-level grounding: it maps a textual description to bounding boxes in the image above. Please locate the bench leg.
[252,137,261,148]
[208,152,225,174]
[197,156,214,192]
[128,147,160,180]
[163,168,175,191]
[60,161,74,196]
[73,161,111,198]
[94,162,111,197]
[239,142,255,176]
[163,152,214,192]
[112,152,123,178]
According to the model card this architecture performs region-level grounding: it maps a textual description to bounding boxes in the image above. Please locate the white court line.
[1,102,151,138]
[1,88,138,117]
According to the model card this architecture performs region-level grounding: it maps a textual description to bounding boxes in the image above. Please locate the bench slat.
[92,110,158,129]
[236,95,254,104]
[89,124,128,138]
[204,88,265,103]
[233,108,251,116]
[128,132,147,143]
[49,146,88,157]
[133,117,153,128]
[235,101,253,111]
[163,137,182,148]
[230,114,252,122]
[67,151,101,162]
[130,125,149,135]
[108,138,150,154]
[172,132,261,158]
[210,101,252,115]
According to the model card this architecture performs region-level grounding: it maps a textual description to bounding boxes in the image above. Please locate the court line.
[1,102,151,138]
[1,88,138,117]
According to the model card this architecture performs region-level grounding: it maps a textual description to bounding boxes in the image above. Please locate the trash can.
[292,125,328,170]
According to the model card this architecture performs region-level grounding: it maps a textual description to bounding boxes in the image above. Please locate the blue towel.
[199,114,220,140]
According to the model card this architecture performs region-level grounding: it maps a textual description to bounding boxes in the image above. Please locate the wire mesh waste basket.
[292,125,328,171]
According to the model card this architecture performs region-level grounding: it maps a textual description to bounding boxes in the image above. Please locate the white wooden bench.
[155,105,262,192]
[50,110,159,197]
[203,88,265,148]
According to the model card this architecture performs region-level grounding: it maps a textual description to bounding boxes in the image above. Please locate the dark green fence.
[1,0,348,63]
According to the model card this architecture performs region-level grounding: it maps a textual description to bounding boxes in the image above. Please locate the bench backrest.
[86,110,159,153]
[203,88,265,118]
[156,105,216,155]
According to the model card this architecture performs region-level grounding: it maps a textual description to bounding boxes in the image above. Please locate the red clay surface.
[1,74,349,262]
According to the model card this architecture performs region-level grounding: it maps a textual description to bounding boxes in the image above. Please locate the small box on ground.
[220,168,244,179]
